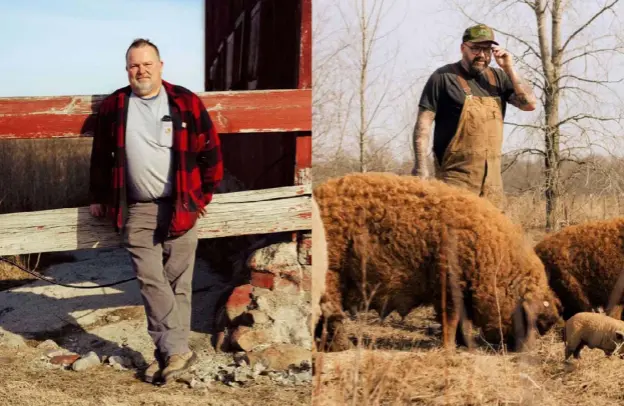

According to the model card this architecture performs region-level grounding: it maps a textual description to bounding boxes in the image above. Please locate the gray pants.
[123,201,197,359]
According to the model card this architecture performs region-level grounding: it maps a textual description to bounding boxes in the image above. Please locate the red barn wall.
[204,0,304,191]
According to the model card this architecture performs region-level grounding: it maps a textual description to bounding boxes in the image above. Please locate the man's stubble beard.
[132,78,154,97]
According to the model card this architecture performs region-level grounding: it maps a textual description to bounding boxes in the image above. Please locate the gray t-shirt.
[125,87,174,202]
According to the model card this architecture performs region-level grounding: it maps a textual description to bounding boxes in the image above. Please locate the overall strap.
[485,68,497,87]
[451,63,472,96]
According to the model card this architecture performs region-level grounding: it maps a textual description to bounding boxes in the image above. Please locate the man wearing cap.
[411,24,536,209]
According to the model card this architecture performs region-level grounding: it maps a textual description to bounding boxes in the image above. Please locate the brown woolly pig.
[534,218,624,321]
[563,312,624,360]
[314,172,562,352]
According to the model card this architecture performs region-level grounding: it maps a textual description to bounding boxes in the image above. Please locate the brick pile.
[215,231,312,368]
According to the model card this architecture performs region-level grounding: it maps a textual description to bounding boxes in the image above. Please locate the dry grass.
[0,256,31,281]
[504,192,624,233]
[0,255,42,291]
[0,138,92,214]
[313,308,624,406]
[0,252,77,291]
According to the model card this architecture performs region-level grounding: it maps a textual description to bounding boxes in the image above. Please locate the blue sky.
[0,0,204,97]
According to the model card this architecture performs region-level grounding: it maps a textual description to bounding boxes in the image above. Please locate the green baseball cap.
[462,24,499,45]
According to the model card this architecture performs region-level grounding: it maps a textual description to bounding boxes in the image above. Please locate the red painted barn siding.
[204,0,301,91]
[0,90,311,139]
[204,0,305,191]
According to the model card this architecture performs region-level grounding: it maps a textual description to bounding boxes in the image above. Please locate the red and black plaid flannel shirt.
[89,80,224,236]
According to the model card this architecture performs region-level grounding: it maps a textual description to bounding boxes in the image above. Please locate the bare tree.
[312,2,353,161]
[449,0,624,231]
[339,0,402,173]
[357,0,372,172]
[313,0,417,174]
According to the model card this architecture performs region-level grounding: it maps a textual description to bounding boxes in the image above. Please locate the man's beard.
[131,77,154,96]
[468,57,489,76]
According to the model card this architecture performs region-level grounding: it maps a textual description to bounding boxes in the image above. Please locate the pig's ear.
[512,300,535,351]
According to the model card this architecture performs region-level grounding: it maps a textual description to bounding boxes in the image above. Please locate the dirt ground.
[0,253,311,406]
[0,308,311,406]
[0,345,309,406]
[313,307,624,406]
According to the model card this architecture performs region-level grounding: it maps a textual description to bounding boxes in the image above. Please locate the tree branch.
[557,113,621,127]
[562,46,624,66]
[559,157,588,166]
[558,85,604,99]
[504,122,545,130]
[557,74,624,85]
[535,0,555,81]
[505,147,547,157]
[560,0,620,53]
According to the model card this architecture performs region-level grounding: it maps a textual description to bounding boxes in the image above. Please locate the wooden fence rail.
[0,185,311,256]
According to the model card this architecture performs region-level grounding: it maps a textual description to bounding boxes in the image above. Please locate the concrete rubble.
[72,351,100,371]
[217,236,313,360]
[33,337,312,388]
[0,329,27,349]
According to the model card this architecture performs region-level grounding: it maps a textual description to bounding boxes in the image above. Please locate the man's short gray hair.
[125,38,161,61]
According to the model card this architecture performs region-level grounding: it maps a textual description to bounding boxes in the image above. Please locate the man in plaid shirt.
[89,38,223,385]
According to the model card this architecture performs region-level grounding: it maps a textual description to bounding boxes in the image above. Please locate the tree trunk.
[536,0,562,232]
[543,107,560,231]
[358,0,367,173]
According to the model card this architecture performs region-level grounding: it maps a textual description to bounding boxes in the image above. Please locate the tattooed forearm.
[412,108,435,177]
[506,68,537,111]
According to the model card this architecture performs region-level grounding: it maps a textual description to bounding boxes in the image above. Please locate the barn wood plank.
[298,0,312,89]
[0,185,311,256]
[0,89,311,139]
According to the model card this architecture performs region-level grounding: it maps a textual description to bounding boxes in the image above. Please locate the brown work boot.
[143,349,166,384]
[161,350,198,383]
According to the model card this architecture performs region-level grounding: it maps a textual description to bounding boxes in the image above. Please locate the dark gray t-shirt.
[418,61,515,164]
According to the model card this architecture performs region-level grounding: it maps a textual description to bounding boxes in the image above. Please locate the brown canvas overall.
[436,65,506,209]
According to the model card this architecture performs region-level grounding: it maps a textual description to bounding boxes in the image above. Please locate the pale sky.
[0,0,204,97]
[313,0,624,162]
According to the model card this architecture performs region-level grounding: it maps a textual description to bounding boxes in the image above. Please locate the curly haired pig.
[313,172,562,352]
[534,218,624,321]
[563,312,624,360]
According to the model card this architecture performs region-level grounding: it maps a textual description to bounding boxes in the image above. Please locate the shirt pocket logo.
[159,121,174,147]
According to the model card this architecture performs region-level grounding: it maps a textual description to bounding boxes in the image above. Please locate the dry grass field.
[0,138,92,214]
[313,309,624,406]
